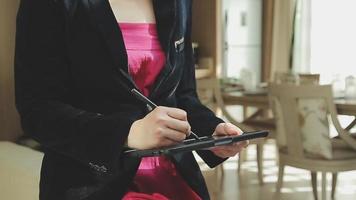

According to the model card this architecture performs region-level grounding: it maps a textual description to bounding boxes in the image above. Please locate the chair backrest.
[298,73,320,85]
[273,72,320,86]
[273,71,299,85]
[196,78,219,111]
[269,84,344,159]
[196,77,254,131]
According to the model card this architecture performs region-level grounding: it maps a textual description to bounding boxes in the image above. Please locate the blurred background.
[1,0,356,199]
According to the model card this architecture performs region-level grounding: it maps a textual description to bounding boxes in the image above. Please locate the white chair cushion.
[0,142,43,200]
[298,98,333,159]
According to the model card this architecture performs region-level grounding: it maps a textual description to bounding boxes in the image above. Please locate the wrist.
[127,119,142,148]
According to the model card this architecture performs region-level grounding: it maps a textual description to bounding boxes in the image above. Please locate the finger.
[165,117,191,136]
[243,140,249,147]
[223,123,243,136]
[230,141,249,151]
[213,123,242,136]
[214,145,241,153]
[166,108,188,121]
[213,142,248,153]
[161,128,187,142]
[158,138,179,148]
[213,148,238,158]
[213,123,227,136]
[241,140,249,147]
[220,146,243,155]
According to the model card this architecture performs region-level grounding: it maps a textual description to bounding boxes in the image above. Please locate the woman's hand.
[127,106,191,150]
[211,123,249,158]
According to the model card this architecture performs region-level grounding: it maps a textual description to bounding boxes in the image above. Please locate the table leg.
[243,106,248,120]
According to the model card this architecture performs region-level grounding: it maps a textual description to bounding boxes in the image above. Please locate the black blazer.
[15,0,225,199]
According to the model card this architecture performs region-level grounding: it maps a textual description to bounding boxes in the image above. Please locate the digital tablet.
[123,130,269,158]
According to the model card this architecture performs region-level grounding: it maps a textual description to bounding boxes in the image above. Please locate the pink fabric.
[120,23,166,97]
[120,23,201,200]
[122,192,169,200]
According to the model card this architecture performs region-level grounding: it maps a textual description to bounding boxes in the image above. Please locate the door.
[222,0,262,86]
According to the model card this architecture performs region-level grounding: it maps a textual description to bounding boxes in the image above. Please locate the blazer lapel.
[150,0,178,99]
[152,0,176,53]
[85,0,132,81]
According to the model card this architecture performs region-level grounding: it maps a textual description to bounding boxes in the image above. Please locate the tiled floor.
[199,141,356,200]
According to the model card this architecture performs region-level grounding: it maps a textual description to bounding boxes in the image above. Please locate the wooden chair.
[298,73,320,85]
[273,71,299,85]
[289,74,320,198]
[196,77,271,185]
[269,84,356,200]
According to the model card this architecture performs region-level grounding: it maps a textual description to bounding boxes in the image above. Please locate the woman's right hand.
[127,106,191,150]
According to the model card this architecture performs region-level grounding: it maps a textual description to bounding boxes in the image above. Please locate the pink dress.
[119,23,202,200]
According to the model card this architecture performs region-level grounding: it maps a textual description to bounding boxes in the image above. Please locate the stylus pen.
[131,89,200,140]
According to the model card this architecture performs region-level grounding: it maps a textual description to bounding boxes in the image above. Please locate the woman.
[15,0,248,199]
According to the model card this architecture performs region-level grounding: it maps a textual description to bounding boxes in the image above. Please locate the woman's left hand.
[210,123,249,159]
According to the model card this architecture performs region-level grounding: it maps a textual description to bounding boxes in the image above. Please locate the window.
[294,0,356,131]
[295,0,356,84]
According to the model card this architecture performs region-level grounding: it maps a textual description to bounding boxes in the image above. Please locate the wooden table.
[223,92,269,109]
[222,91,356,130]
[223,92,356,115]
[334,99,356,116]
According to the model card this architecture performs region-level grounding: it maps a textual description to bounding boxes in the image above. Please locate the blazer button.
[89,162,107,173]
[99,166,108,173]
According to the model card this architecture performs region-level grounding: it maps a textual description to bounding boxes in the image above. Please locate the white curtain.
[292,0,356,84]
[270,0,297,81]
[310,0,356,84]
[292,0,311,74]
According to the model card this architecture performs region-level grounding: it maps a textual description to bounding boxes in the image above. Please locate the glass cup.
[345,76,356,100]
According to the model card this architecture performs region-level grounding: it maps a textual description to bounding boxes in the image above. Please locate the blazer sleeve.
[14,0,139,178]
[175,1,227,168]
